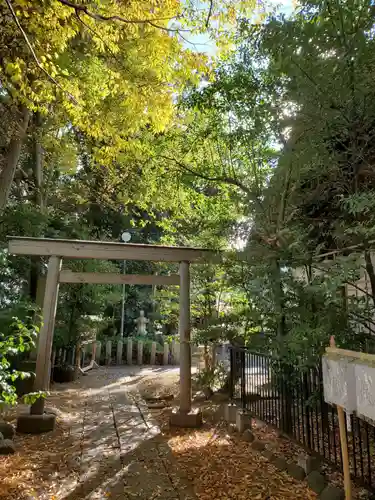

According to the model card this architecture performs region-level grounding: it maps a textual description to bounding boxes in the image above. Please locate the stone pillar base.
[16,412,56,434]
[224,403,238,423]
[170,408,203,428]
[236,410,252,432]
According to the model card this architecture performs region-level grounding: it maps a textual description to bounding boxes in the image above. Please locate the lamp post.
[120,231,131,337]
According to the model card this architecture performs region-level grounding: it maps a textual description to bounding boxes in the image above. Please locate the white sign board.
[355,362,375,423]
[322,354,357,413]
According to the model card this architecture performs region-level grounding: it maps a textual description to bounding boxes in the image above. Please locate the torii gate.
[8,237,216,433]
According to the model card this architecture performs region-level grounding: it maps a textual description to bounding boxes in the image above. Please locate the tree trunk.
[74,342,81,379]
[29,259,39,302]
[203,344,210,370]
[29,112,44,300]
[272,259,292,433]
[211,343,216,366]
[364,250,375,308]
[33,112,44,209]
[0,105,30,212]
[273,258,287,338]
[68,301,77,344]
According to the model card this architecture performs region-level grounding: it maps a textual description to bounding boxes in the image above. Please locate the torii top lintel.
[7,236,218,263]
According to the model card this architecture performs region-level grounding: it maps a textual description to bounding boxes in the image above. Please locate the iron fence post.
[241,349,246,409]
[303,372,312,450]
[229,346,234,402]
[224,347,375,490]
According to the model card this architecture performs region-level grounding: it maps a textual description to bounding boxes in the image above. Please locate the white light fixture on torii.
[120,231,131,338]
[121,231,131,242]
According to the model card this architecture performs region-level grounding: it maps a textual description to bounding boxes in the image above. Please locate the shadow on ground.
[61,433,196,500]
[0,366,195,500]
[148,403,318,500]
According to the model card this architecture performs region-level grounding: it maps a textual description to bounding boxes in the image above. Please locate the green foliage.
[3,0,375,379]
[233,0,375,365]
[174,0,375,366]
[1,1,207,147]
[195,362,227,391]
[0,307,44,408]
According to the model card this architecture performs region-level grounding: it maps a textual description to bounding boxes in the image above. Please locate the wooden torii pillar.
[8,237,214,433]
[179,261,191,413]
[169,261,202,426]
[30,256,61,416]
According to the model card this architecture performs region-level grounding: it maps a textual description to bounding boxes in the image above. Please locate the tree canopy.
[2,0,375,376]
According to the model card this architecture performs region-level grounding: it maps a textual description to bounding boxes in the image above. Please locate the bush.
[0,312,45,410]
[195,362,227,392]
[53,365,76,383]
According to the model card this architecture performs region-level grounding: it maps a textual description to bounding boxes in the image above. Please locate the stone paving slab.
[61,367,197,500]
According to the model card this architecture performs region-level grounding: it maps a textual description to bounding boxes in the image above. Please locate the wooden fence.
[54,338,180,368]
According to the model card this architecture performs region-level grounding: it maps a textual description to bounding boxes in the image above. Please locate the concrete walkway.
[47,367,196,500]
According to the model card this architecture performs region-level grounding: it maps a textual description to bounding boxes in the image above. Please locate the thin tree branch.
[277,161,293,230]
[5,0,78,105]
[290,56,349,123]
[159,154,252,195]
[345,280,374,300]
[227,114,237,180]
[177,31,205,48]
[311,262,374,301]
[335,0,348,50]
[75,12,152,91]
[206,0,214,28]
[57,0,190,32]
[58,0,173,23]
[214,136,227,177]
[76,11,115,53]
[147,20,190,33]
[312,240,375,260]
[348,309,375,334]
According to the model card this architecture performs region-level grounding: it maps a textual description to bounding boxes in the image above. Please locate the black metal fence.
[229,346,375,491]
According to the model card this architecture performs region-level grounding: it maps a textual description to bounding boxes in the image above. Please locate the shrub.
[0,313,45,410]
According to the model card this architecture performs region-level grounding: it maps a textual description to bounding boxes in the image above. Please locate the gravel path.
[1,364,322,500]
[0,366,196,500]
